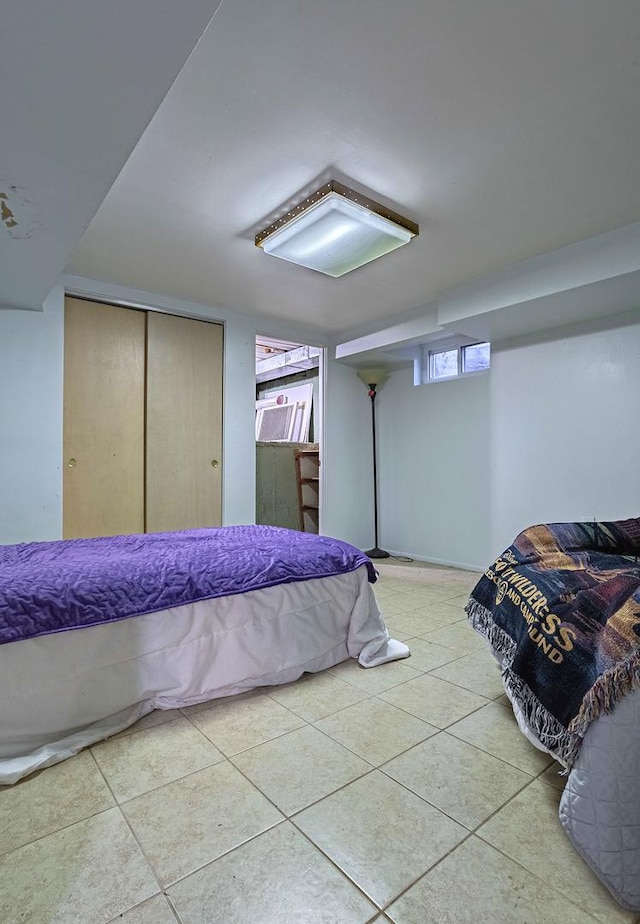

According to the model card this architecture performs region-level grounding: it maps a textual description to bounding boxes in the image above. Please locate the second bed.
[0,525,408,785]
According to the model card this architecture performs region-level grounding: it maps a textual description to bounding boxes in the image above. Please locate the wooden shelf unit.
[294,447,320,533]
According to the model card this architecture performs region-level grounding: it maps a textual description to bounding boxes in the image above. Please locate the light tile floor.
[1,560,637,924]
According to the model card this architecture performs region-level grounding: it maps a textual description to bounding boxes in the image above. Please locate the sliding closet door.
[63,297,146,538]
[146,312,223,532]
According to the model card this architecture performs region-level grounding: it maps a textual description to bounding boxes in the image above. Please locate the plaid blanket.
[466,519,640,768]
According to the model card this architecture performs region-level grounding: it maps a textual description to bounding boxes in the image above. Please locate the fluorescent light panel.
[255,181,418,277]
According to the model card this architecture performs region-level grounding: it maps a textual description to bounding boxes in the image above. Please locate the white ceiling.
[0,0,223,312]
[5,1,640,336]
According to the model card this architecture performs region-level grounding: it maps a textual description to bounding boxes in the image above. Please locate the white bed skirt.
[1,566,408,784]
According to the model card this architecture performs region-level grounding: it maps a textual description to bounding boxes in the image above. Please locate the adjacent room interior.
[255,335,322,534]
[2,2,640,922]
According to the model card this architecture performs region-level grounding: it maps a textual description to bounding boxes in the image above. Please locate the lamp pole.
[364,379,389,559]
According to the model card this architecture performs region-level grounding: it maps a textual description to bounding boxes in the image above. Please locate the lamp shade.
[356,368,390,390]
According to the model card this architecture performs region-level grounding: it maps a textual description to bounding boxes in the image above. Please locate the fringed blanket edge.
[465,597,580,768]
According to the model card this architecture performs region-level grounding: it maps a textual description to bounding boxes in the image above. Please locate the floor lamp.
[357,367,390,559]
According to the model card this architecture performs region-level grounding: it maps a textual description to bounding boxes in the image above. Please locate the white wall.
[376,311,640,570]
[489,315,640,554]
[218,311,259,526]
[0,286,64,541]
[322,358,374,549]
[378,366,492,569]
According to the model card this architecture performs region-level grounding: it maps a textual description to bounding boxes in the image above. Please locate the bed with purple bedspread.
[0,525,407,784]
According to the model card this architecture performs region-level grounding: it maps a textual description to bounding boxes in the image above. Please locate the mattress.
[1,565,406,785]
[467,519,640,911]
[560,690,640,911]
[505,679,640,910]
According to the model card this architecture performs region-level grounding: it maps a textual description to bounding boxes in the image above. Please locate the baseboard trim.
[383,549,483,573]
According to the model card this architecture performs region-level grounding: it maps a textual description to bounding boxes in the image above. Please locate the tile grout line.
[470,833,605,923]
[376,830,478,916]
[90,728,226,805]
[0,755,118,860]
[286,797,392,916]
[445,710,557,777]
[87,748,170,919]
[373,682,494,732]
[8,564,620,921]
[260,680,377,715]
[116,715,395,901]
[276,721,507,915]
[87,728,298,919]
[5,559,625,923]
[310,715,438,767]
[371,772,602,921]
[94,747,289,915]
[351,618,626,924]
[275,567,618,920]
[0,750,163,866]
[179,700,323,755]
[227,724,379,818]
[0,750,193,924]
[180,693,520,894]
[463,772,615,921]
[320,672,428,698]
[3,672,516,866]
[256,653,486,913]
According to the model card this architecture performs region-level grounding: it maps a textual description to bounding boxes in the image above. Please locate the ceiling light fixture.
[255,181,418,277]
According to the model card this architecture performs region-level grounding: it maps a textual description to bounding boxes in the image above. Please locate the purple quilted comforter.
[0,526,375,645]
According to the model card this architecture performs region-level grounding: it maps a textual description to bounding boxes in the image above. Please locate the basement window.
[423,341,490,383]
[462,341,490,373]
[430,348,458,379]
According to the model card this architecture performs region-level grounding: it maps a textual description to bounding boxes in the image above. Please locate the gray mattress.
[559,690,640,910]
[508,681,640,910]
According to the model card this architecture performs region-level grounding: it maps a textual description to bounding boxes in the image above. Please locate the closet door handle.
[67,458,77,468]
[210,459,219,468]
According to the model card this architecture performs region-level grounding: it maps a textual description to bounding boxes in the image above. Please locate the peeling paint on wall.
[0,184,40,238]
[0,196,18,229]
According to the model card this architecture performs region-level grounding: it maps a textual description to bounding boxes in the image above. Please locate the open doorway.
[255,336,323,533]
